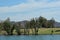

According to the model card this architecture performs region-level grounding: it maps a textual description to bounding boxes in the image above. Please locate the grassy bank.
[38,28,60,35]
[0,28,60,35]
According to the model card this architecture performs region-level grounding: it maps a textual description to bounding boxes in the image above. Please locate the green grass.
[38,28,52,34]
[20,28,60,35]
[1,28,60,35]
[38,28,60,35]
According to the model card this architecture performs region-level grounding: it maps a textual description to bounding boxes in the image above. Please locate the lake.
[0,35,60,40]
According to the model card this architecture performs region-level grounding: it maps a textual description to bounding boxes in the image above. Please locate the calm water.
[0,35,60,40]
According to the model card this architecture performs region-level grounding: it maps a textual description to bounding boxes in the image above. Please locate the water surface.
[0,35,60,40]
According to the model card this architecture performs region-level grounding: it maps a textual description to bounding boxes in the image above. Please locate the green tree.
[14,23,21,35]
[48,18,55,28]
[3,18,14,35]
[25,21,30,34]
[0,22,3,31]
[38,16,47,28]
[30,18,38,35]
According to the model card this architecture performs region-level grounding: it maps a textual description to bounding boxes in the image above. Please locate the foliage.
[0,16,56,35]
[3,18,14,35]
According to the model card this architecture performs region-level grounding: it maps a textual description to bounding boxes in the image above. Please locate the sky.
[0,0,60,22]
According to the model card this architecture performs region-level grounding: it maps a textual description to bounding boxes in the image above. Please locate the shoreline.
[0,28,60,35]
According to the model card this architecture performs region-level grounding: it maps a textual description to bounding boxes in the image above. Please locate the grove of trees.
[0,16,55,35]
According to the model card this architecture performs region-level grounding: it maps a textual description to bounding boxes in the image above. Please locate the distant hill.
[11,21,60,28]
[54,22,60,28]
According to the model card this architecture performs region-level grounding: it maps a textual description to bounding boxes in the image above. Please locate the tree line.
[0,16,55,35]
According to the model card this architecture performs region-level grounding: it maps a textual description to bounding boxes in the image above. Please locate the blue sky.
[0,0,60,22]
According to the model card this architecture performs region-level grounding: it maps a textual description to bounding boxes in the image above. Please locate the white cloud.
[0,0,60,13]
[9,7,60,21]
[0,0,60,21]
